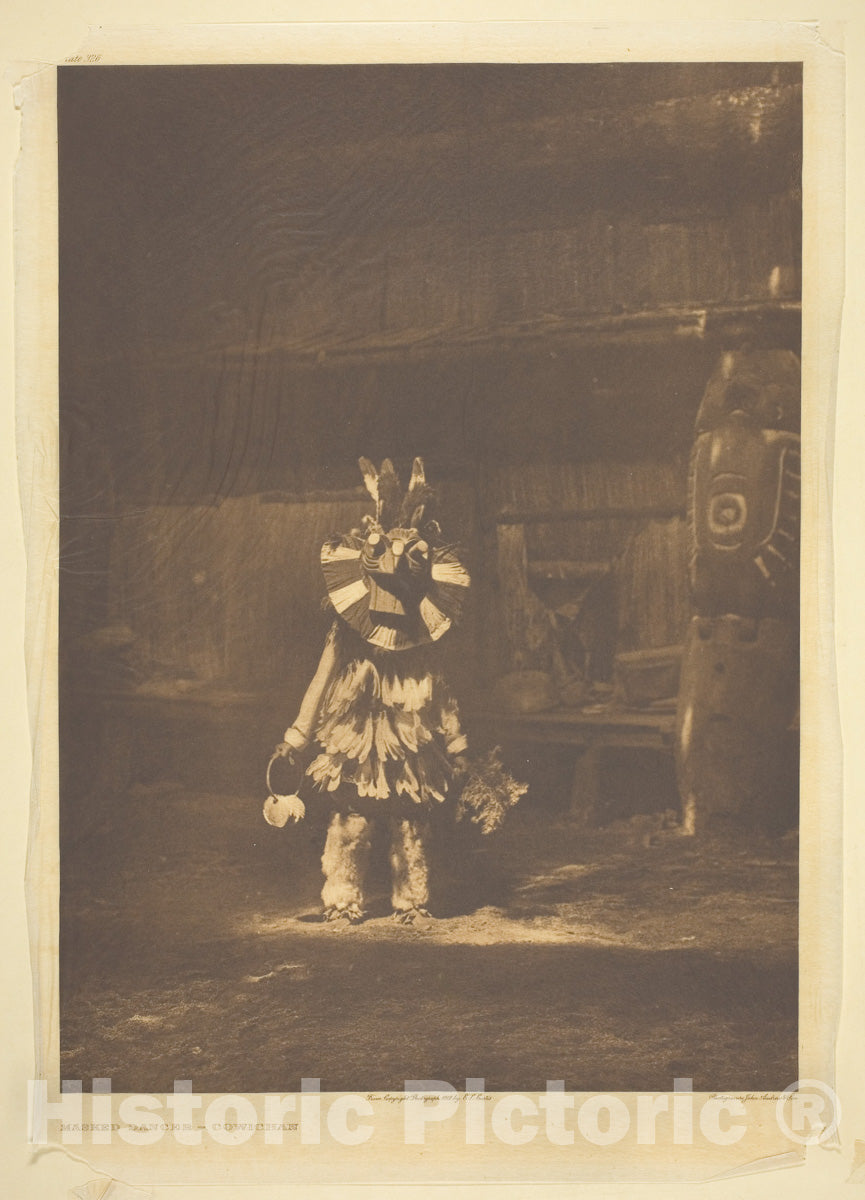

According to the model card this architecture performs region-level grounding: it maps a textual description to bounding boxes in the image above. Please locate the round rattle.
[262,751,306,827]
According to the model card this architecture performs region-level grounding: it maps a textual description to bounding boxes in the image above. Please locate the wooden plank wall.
[98,461,686,698]
[60,65,801,507]
[104,486,480,704]
[478,461,690,678]
[615,519,690,652]
[59,65,800,704]
[484,460,685,562]
[67,189,799,506]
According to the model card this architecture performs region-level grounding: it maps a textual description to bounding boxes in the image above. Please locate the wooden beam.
[85,301,800,371]
[497,506,686,527]
[527,560,611,581]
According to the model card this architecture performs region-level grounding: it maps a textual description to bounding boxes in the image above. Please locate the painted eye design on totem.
[707,492,748,540]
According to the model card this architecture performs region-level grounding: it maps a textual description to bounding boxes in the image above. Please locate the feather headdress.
[321,457,470,652]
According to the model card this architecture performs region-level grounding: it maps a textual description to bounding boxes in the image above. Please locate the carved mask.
[689,350,801,617]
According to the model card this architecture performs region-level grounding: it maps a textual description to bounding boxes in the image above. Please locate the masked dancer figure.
[276,457,471,924]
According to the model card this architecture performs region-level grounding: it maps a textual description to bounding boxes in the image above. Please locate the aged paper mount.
[6,14,858,1199]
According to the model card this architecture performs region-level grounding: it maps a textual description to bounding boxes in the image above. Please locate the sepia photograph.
[54,59,804,1103]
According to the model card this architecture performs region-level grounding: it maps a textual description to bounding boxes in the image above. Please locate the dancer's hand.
[274,741,296,763]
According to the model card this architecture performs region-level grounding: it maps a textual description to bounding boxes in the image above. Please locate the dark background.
[57,64,801,1094]
[59,62,801,704]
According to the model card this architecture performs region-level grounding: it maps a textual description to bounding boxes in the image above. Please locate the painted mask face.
[361,527,432,619]
[689,350,801,618]
[320,457,470,651]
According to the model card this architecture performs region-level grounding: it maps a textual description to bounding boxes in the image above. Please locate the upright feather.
[358,457,380,518]
[399,456,436,529]
[377,459,403,529]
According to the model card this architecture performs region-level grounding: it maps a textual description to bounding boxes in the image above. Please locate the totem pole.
[676,350,801,834]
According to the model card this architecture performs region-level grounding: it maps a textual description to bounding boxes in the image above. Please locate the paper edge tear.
[71,1178,154,1200]
[707,1147,804,1181]
[847,1139,865,1183]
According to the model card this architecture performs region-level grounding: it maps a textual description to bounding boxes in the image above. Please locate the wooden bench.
[468,706,677,820]
[70,682,677,828]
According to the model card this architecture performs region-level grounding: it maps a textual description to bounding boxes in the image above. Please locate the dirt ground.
[60,781,797,1095]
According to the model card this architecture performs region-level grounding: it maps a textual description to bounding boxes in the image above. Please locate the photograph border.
[5,13,855,1196]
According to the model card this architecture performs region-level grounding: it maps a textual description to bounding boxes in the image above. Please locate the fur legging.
[321,810,432,915]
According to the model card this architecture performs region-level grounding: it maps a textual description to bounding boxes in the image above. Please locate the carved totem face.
[689,350,801,618]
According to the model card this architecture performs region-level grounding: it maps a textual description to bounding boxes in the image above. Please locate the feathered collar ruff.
[329,614,441,677]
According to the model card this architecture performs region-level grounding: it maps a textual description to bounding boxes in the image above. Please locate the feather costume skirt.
[305,647,466,807]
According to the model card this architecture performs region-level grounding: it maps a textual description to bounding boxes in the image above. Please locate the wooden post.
[495,523,554,672]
